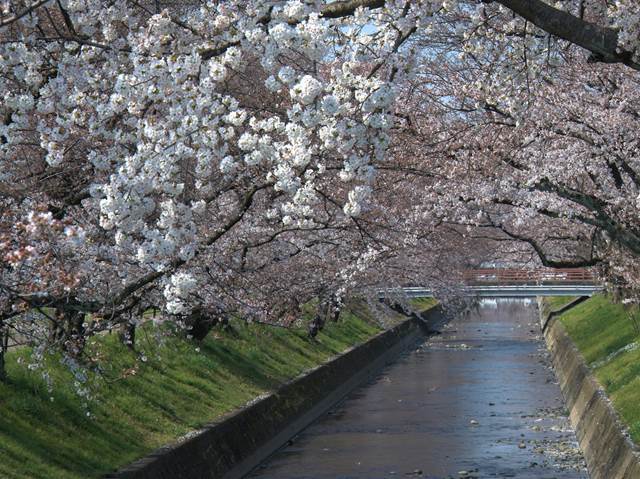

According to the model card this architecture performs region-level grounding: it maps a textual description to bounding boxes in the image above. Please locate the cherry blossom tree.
[0,0,446,382]
[2,0,640,384]
[389,0,640,296]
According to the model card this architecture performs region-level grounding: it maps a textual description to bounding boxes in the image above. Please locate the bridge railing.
[462,268,596,285]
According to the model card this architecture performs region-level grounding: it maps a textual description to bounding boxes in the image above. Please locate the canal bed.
[248,299,588,479]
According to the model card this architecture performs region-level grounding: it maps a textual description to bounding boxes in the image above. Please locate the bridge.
[462,268,596,285]
[380,268,604,298]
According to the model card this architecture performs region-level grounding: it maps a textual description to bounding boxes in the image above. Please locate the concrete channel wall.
[540,299,640,479]
[106,306,444,479]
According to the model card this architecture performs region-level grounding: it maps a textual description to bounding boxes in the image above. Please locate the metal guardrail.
[376,268,602,297]
[380,284,604,298]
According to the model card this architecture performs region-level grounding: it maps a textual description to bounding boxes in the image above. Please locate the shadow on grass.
[0,311,381,478]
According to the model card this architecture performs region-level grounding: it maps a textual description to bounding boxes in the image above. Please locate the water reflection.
[249,300,588,479]
[477,297,535,308]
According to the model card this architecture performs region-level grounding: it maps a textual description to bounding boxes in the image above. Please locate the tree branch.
[0,0,52,28]
[534,178,640,255]
[495,0,640,70]
[201,0,386,61]
[109,182,272,310]
[497,224,601,268]
[321,0,385,19]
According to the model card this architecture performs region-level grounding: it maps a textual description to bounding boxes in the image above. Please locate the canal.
[248,299,588,479]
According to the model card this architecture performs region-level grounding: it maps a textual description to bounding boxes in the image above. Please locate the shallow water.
[248,299,589,479]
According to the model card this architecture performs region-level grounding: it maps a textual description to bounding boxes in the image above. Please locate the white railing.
[379,284,604,299]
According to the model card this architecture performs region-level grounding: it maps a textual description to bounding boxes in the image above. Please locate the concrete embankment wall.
[540,299,640,479]
[106,306,444,479]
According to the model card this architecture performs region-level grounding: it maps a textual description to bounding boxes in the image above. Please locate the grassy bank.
[553,295,640,443]
[545,296,578,311]
[0,300,433,479]
[539,296,576,322]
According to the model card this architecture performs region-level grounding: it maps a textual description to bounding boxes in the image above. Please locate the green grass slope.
[0,307,388,478]
[557,295,640,443]
[410,297,438,311]
[539,296,576,322]
[545,296,578,311]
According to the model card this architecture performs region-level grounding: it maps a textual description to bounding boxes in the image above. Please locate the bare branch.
[0,0,52,28]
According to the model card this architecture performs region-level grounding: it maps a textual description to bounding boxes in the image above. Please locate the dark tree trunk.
[60,310,86,357]
[219,316,236,335]
[185,309,220,341]
[0,322,7,382]
[50,311,65,343]
[308,300,331,338]
[119,321,136,350]
[329,295,341,322]
[307,314,323,339]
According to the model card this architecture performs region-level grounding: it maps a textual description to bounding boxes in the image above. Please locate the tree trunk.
[307,313,323,339]
[329,295,341,322]
[60,311,86,357]
[0,321,7,382]
[185,309,220,341]
[50,311,65,343]
[308,300,330,338]
[119,321,136,350]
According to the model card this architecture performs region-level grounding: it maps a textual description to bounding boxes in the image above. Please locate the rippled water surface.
[248,299,589,479]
